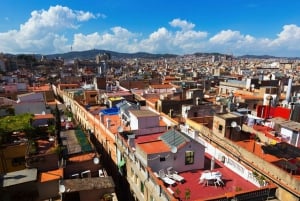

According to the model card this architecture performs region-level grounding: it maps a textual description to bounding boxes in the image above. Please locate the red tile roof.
[138,140,170,154]
[34,113,55,120]
[68,152,96,163]
[39,168,63,182]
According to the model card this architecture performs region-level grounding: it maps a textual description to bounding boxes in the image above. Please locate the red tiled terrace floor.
[167,155,260,201]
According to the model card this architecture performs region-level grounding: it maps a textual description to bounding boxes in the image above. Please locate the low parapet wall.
[185,118,300,199]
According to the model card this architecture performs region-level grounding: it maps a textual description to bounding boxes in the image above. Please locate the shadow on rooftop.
[262,142,300,159]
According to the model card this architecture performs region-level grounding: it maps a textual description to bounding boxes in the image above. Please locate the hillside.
[45,49,178,60]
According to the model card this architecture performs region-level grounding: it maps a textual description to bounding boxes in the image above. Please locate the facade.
[56,85,278,201]
[212,112,244,141]
[0,142,27,173]
[48,53,300,201]
[0,168,38,201]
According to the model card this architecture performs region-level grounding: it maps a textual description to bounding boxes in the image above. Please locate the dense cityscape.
[2,0,300,200]
[0,50,300,201]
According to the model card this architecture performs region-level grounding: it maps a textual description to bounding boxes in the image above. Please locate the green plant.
[184,188,191,200]
[258,175,266,186]
[28,140,37,154]
[174,187,181,198]
[47,125,56,136]
[252,170,258,177]
[0,113,33,134]
[102,194,112,201]
[252,171,266,186]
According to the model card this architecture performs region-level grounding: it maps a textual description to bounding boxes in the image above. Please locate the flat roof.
[129,109,158,117]
[281,121,300,132]
[63,177,115,192]
[271,117,300,131]
[217,112,241,119]
[139,140,170,154]
[0,168,37,187]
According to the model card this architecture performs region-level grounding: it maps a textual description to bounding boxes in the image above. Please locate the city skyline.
[1,0,300,57]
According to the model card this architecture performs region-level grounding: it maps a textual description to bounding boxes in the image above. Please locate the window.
[159,156,165,162]
[140,163,145,172]
[185,151,194,165]
[12,157,25,166]
[193,112,197,117]
[131,167,134,180]
[218,125,223,132]
[140,181,144,194]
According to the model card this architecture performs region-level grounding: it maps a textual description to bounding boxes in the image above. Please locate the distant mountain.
[237,55,280,59]
[3,49,298,60]
[44,49,178,60]
[193,52,230,57]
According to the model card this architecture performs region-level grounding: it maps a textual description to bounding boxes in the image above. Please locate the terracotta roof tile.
[138,140,170,154]
[39,168,63,182]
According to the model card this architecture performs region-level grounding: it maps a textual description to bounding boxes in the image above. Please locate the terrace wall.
[186,118,300,201]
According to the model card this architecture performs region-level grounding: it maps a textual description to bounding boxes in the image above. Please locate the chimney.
[286,78,293,103]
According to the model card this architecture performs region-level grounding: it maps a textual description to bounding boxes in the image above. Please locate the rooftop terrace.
[153,154,276,201]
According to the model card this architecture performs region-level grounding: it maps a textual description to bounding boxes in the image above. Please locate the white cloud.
[73,27,138,53]
[75,10,99,21]
[0,5,101,54]
[1,6,300,57]
[210,30,246,44]
[138,27,172,53]
[270,24,300,49]
[208,30,271,55]
[169,18,195,31]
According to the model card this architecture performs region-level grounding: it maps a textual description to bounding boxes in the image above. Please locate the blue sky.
[1,0,300,56]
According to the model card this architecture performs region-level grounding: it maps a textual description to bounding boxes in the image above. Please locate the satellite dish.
[216,96,221,102]
[93,157,100,165]
[235,125,241,132]
[59,184,66,193]
[231,121,237,128]
[117,126,123,133]
[171,146,177,154]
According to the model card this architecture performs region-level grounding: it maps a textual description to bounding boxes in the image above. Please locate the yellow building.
[0,142,27,173]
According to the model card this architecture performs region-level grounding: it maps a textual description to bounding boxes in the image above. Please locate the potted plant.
[174,187,181,200]
[184,188,191,200]
[102,193,112,201]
